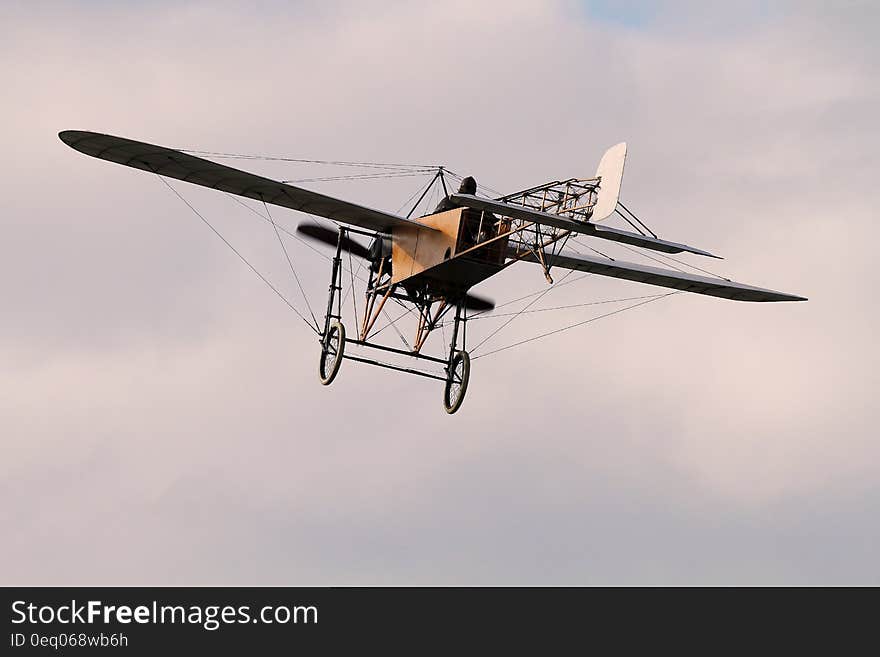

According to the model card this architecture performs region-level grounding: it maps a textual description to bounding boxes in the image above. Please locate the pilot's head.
[458,176,477,195]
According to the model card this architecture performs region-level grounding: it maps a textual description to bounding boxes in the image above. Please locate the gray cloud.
[1,0,877,584]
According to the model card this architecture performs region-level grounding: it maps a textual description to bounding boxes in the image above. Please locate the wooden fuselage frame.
[389,207,509,297]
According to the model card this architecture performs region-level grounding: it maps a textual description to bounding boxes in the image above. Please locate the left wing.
[59,131,433,234]
[450,193,718,258]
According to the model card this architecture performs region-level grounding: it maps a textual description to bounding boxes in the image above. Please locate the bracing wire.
[178,149,438,171]
[472,293,680,360]
[282,170,435,184]
[436,293,666,326]
[470,269,580,354]
[469,273,593,319]
[226,194,372,287]
[635,245,732,281]
[156,176,319,334]
[396,175,439,215]
[262,199,321,330]
[444,169,506,198]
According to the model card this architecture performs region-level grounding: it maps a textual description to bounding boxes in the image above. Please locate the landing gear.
[442,300,470,414]
[318,227,346,386]
[314,225,476,413]
[443,350,470,414]
[319,319,345,385]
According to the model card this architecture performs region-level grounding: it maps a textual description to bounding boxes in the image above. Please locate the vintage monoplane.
[60,131,806,413]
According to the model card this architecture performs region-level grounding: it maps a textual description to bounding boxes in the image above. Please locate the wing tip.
[58,129,96,149]
[58,129,77,145]
[753,292,808,302]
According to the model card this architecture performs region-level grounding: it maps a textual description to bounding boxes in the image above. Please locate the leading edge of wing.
[450,193,719,259]
[516,248,807,302]
[59,130,433,234]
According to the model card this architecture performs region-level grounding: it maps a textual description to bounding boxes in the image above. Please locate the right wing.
[59,131,432,234]
[517,249,806,302]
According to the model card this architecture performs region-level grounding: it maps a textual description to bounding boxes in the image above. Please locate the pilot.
[433,176,477,213]
[433,176,491,248]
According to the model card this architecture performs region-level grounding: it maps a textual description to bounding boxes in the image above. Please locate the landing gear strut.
[442,300,470,414]
[318,228,346,386]
[316,225,474,413]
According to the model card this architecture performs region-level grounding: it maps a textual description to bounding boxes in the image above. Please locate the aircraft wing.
[516,248,806,302]
[59,131,431,234]
[450,193,719,258]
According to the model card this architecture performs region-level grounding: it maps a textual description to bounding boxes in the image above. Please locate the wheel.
[319,320,345,385]
[443,350,470,414]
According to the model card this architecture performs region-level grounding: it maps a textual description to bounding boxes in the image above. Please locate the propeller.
[296,222,371,260]
[462,293,494,312]
[296,221,495,311]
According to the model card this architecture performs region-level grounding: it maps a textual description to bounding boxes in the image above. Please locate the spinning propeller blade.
[296,222,372,260]
[463,293,494,312]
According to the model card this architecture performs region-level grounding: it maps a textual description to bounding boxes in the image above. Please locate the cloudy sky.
[2,0,877,584]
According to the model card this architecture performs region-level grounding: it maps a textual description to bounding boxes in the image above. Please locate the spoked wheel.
[319,320,345,385]
[443,350,470,414]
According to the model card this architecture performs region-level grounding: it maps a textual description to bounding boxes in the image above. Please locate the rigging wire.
[226,194,372,287]
[227,194,330,259]
[635,245,732,281]
[396,173,440,215]
[472,292,680,360]
[340,253,366,308]
[470,269,580,354]
[575,235,733,283]
[178,149,439,171]
[282,170,435,184]
[436,293,666,326]
[262,199,320,330]
[370,303,416,340]
[469,273,593,319]
[444,169,505,198]
[156,176,319,335]
[379,305,413,350]
[574,237,692,275]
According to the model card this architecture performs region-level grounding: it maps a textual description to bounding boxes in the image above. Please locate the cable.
[469,273,593,320]
[226,194,330,260]
[262,200,320,330]
[178,149,439,171]
[574,237,692,275]
[282,170,435,184]
[438,294,665,325]
[470,269,579,354]
[226,194,373,288]
[396,175,439,215]
[444,169,506,198]
[641,248,732,282]
[156,176,319,334]
[472,293,680,360]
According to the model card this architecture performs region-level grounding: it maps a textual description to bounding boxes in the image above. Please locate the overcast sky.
[2,0,878,584]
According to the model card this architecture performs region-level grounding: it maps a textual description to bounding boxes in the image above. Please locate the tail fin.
[592,142,627,222]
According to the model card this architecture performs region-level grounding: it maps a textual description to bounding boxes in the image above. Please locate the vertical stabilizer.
[592,142,627,221]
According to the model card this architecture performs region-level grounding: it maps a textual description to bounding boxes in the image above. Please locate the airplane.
[59,131,806,413]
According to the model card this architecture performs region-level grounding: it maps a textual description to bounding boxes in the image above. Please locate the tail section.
[592,142,627,222]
